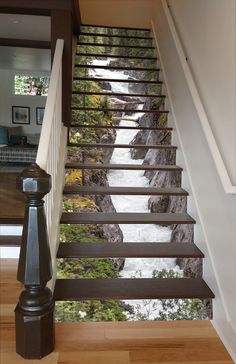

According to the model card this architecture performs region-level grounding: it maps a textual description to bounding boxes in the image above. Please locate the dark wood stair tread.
[54,278,214,300]
[74,77,162,84]
[0,235,22,246]
[80,32,152,40]
[65,163,182,171]
[78,42,155,49]
[70,124,172,131]
[57,242,204,259]
[63,186,188,196]
[72,91,165,98]
[68,143,176,149]
[60,212,195,225]
[77,53,158,60]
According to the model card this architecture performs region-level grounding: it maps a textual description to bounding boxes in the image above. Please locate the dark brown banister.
[15,164,54,359]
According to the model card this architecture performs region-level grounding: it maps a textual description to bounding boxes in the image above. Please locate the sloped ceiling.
[79,0,152,28]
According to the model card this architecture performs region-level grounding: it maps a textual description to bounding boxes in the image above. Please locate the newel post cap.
[17,163,51,196]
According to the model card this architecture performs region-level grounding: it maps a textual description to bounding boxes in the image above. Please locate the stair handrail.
[36,38,68,275]
[161,0,236,195]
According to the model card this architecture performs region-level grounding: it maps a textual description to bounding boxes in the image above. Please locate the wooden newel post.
[15,163,55,359]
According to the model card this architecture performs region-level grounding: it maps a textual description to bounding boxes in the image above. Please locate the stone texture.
[100,130,116,163]
[97,80,112,91]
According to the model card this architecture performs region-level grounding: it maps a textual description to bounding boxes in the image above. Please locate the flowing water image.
[90,61,181,319]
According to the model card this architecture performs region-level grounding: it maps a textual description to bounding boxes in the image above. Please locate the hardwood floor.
[0,259,233,364]
[0,172,25,219]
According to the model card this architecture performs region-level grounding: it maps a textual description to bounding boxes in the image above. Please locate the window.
[14,75,50,96]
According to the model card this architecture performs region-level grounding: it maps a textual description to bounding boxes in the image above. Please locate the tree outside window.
[14,75,50,96]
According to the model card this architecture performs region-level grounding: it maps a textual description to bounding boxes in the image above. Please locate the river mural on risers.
[89,60,182,319]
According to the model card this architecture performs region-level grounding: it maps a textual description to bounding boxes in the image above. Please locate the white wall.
[0,69,49,134]
[79,0,152,28]
[168,0,236,184]
[150,0,236,360]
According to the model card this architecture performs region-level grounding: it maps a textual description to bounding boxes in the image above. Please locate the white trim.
[160,0,236,195]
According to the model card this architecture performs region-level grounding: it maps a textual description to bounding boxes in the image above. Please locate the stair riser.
[78,42,155,49]
[77,53,157,60]
[72,92,165,98]
[73,78,162,85]
[70,125,171,131]
[75,65,159,72]
[80,32,152,40]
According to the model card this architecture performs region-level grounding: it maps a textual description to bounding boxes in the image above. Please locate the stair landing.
[0,259,233,364]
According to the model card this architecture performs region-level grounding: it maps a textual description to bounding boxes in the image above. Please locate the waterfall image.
[90,60,181,319]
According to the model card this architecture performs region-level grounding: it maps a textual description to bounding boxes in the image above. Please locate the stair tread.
[0,235,21,246]
[54,278,214,300]
[63,186,188,196]
[65,163,182,171]
[57,242,204,258]
[70,124,172,131]
[60,212,195,225]
[77,53,158,60]
[74,77,162,84]
[72,91,165,98]
[68,143,176,149]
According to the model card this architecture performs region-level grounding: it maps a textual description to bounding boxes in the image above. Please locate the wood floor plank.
[129,344,233,362]
[0,352,58,364]
[0,172,25,220]
[58,351,130,364]
[0,304,16,323]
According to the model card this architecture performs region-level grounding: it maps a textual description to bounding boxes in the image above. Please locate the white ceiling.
[0,47,51,71]
[0,14,50,41]
[0,14,51,71]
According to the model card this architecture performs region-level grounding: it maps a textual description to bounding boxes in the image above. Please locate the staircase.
[54,25,214,307]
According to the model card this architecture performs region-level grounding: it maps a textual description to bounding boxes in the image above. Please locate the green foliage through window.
[14,75,50,96]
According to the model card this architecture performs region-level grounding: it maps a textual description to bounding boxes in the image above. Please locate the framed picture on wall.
[12,106,30,124]
[36,107,45,125]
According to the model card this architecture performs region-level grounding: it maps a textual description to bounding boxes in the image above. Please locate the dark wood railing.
[15,164,54,359]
